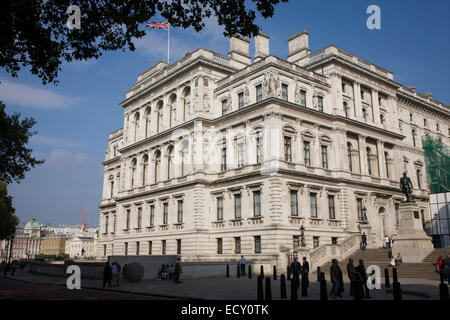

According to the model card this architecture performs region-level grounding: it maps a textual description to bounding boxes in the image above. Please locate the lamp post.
[300,225,305,247]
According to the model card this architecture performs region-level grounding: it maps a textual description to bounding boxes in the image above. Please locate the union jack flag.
[146,21,169,30]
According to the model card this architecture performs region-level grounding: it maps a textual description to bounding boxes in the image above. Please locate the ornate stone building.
[97,31,449,269]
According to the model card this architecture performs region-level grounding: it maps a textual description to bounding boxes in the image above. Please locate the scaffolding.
[422,135,450,194]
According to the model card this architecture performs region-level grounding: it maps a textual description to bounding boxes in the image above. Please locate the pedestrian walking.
[356,259,370,298]
[239,255,246,276]
[111,262,117,286]
[290,256,302,295]
[301,257,310,288]
[329,259,341,299]
[115,261,121,287]
[174,258,182,284]
[347,258,358,296]
[102,261,112,288]
[361,233,368,250]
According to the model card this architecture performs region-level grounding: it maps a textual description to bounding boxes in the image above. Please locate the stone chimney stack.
[254,32,270,63]
[229,35,251,66]
[287,30,310,63]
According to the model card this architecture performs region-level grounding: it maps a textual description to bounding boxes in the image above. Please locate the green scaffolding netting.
[422,135,450,193]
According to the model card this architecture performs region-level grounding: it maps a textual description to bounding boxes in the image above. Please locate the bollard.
[257,275,264,300]
[317,267,321,282]
[248,265,252,279]
[353,279,362,301]
[439,282,449,301]
[265,277,272,301]
[392,267,398,283]
[260,265,264,278]
[287,266,291,281]
[301,274,308,297]
[290,277,298,300]
[393,281,402,300]
[280,274,287,299]
[226,264,229,278]
[319,279,328,301]
[273,266,277,280]
[237,264,240,278]
[384,268,390,288]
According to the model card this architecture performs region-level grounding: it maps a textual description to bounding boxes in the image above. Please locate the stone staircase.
[315,248,449,280]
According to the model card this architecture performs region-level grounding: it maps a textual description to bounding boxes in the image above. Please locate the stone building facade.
[97,31,449,268]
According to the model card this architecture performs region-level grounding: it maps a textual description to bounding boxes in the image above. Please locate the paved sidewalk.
[1,270,445,300]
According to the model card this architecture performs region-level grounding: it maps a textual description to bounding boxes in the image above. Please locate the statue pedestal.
[392,201,433,262]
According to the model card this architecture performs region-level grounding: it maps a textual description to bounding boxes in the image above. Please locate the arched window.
[154,150,161,183]
[131,158,137,188]
[167,146,174,180]
[142,155,148,186]
[347,143,353,172]
[416,169,421,189]
[144,107,151,138]
[366,147,372,175]
[182,87,191,122]
[169,94,177,128]
[156,101,164,133]
[133,112,140,142]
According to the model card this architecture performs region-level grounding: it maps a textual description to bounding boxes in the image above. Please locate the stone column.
[353,82,363,121]
[331,73,344,116]
[150,102,158,134]
[176,87,183,125]
[358,135,367,175]
[377,140,386,178]
[371,89,381,126]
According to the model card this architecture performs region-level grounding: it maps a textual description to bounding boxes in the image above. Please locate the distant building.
[65,236,96,258]
[41,234,67,256]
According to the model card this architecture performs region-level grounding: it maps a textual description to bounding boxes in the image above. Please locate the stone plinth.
[392,201,433,262]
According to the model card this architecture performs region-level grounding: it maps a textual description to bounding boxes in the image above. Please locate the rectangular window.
[256,136,263,164]
[313,236,320,249]
[234,237,241,254]
[126,209,130,229]
[293,236,300,251]
[321,145,328,169]
[290,190,298,216]
[237,142,244,167]
[318,96,323,112]
[137,207,142,228]
[217,238,223,254]
[284,136,292,162]
[177,200,183,223]
[238,92,244,109]
[150,205,155,226]
[357,198,363,220]
[177,239,181,255]
[282,84,288,101]
[124,242,128,256]
[163,203,168,225]
[105,215,109,233]
[304,141,311,166]
[234,194,242,219]
[310,193,318,218]
[328,195,335,219]
[148,241,152,255]
[256,84,262,102]
[217,197,224,220]
[300,90,306,106]
[332,237,338,245]
[161,240,166,255]
[254,236,261,254]
[222,100,228,115]
[136,242,140,255]
[103,244,107,256]
[253,191,261,217]
[221,147,227,171]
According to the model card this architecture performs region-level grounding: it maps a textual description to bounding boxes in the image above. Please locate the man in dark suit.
[347,258,357,296]
[301,257,310,288]
[290,256,302,294]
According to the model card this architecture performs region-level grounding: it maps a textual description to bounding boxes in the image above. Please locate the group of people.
[102,261,122,288]
[436,255,450,281]
[157,260,182,283]
[289,256,310,294]
[390,253,403,266]
[329,258,370,300]
[1,260,26,277]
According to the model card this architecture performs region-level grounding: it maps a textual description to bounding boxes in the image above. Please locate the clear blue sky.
[1,0,449,227]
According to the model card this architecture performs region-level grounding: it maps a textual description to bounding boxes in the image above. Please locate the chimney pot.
[287,30,310,63]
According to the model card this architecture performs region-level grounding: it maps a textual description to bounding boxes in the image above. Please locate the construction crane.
[80,203,87,231]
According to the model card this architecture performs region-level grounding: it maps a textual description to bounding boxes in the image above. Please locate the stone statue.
[295,82,300,103]
[399,172,414,202]
[202,94,210,112]
[244,86,250,105]
[227,92,232,112]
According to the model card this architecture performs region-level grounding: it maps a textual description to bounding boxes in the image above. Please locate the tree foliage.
[0,101,44,184]
[1,0,288,84]
[0,182,18,240]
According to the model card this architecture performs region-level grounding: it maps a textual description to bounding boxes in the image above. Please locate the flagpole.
[168,23,170,64]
